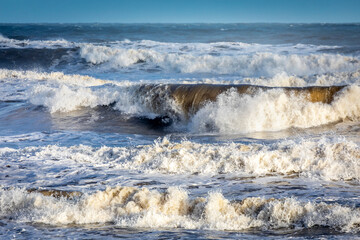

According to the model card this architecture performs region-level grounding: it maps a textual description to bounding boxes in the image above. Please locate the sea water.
[0,23,360,239]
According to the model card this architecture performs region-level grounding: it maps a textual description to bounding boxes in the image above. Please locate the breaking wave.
[189,85,360,133]
[1,69,359,133]
[79,43,360,76]
[1,186,360,232]
[1,136,359,180]
[27,82,360,133]
[0,34,358,77]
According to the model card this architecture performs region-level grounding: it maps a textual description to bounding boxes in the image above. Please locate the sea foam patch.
[1,136,359,181]
[1,186,359,232]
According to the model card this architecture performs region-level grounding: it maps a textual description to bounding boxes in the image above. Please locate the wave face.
[188,85,360,133]
[23,81,360,134]
[1,24,360,239]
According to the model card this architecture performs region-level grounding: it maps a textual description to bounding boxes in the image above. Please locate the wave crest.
[26,83,360,133]
[80,44,360,76]
[190,85,360,133]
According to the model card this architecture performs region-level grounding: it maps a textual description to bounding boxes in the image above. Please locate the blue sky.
[1,0,359,23]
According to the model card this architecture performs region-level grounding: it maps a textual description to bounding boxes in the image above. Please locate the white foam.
[22,84,360,132]
[27,84,172,116]
[79,43,360,77]
[0,68,170,115]
[113,40,340,56]
[0,69,151,113]
[1,136,359,181]
[239,70,360,87]
[29,85,115,113]
[1,70,359,133]
[147,70,360,87]
[4,69,358,134]
[0,35,74,49]
[1,186,359,232]
[0,36,353,78]
[0,69,110,86]
[190,86,360,133]
[2,68,358,90]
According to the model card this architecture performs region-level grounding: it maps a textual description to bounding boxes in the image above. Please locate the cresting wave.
[27,82,360,133]
[166,84,345,113]
[1,137,359,180]
[1,69,359,133]
[80,44,360,76]
[1,186,360,232]
[184,84,360,133]
[1,34,358,76]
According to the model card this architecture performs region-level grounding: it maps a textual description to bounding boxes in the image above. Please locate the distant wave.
[0,69,110,86]
[0,35,356,77]
[0,35,340,52]
[0,34,75,49]
[2,68,360,87]
[80,43,359,76]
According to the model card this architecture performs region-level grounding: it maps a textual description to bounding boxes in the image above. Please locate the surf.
[2,186,360,232]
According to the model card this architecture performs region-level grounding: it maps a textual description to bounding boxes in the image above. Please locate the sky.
[0,0,359,23]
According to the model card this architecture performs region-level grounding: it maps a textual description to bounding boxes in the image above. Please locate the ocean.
[0,23,360,239]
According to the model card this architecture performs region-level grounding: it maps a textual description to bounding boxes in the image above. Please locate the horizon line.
[1,22,360,25]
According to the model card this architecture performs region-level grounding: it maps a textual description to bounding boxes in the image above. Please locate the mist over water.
[0,23,360,239]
